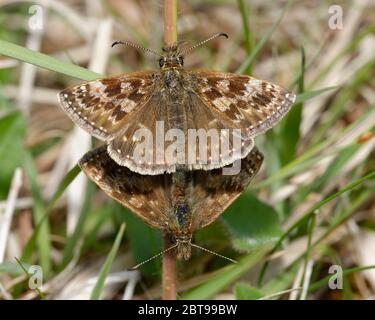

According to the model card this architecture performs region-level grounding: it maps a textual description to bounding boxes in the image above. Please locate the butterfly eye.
[159,58,165,67]
[179,56,184,66]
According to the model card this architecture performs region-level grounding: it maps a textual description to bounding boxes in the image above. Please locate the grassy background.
[0,0,374,300]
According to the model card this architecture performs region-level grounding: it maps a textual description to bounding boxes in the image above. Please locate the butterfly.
[79,145,263,260]
[58,33,295,175]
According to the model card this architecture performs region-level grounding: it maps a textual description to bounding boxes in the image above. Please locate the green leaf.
[235,283,263,300]
[90,223,126,300]
[195,220,229,244]
[220,193,282,252]
[0,112,26,198]
[0,39,100,80]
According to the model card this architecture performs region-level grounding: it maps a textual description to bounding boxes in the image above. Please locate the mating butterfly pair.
[58,33,295,260]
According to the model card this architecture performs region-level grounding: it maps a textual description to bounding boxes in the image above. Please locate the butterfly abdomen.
[171,171,193,234]
[176,203,190,229]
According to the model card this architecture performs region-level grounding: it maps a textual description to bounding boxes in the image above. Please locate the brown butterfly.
[79,145,263,260]
[58,33,295,175]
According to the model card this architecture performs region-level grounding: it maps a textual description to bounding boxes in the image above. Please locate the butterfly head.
[175,234,192,260]
[111,32,228,70]
[131,233,236,269]
[159,45,184,69]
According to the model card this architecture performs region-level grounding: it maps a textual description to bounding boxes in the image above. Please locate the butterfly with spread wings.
[79,144,263,260]
[59,33,295,175]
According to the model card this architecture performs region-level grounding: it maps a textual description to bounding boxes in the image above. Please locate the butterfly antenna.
[190,243,237,264]
[111,40,162,57]
[181,32,228,56]
[130,243,178,270]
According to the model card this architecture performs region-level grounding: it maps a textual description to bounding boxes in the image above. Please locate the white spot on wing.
[129,197,142,208]
[244,79,262,97]
[216,79,230,92]
[121,82,132,90]
[89,81,107,97]
[121,99,136,113]
[212,96,234,112]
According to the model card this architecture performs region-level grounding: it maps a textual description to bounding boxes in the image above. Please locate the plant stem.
[162,0,178,301]
[164,0,178,46]
[162,233,177,300]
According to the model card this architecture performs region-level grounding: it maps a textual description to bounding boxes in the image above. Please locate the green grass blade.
[279,47,305,164]
[46,165,81,211]
[0,39,100,80]
[21,165,81,263]
[310,59,375,145]
[309,25,375,88]
[258,169,375,286]
[118,207,162,276]
[236,0,293,74]
[90,223,126,300]
[259,188,373,294]
[308,265,375,292]
[294,86,337,104]
[23,152,51,277]
[14,257,45,299]
[253,102,374,190]
[0,112,26,198]
[313,185,375,250]
[260,263,300,297]
[0,261,31,276]
[60,183,94,270]
[298,144,361,200]
[237,0,254,74]
[300,212,317,299]
[235,283,263,300]
[262,130,284,214]
[181,246,270,300]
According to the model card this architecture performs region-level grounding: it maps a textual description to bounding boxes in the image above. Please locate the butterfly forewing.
[191,70,296,139]
[107,89,255,175]
[58,71,155,140]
